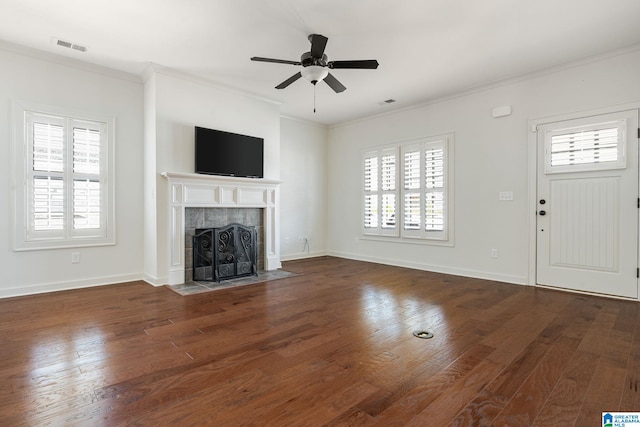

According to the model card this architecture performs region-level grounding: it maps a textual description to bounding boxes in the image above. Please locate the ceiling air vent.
[379,98,397,106]
[53,37,88,53]
[56,39,72,48]
[71,44,87,52]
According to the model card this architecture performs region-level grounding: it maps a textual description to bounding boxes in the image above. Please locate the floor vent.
[413,330,434,339]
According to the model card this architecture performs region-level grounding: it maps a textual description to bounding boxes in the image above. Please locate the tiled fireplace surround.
[162,172,281,285]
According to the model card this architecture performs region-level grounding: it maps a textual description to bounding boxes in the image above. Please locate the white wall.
[327,48,640,284]
[0,46,145,297]
[280,117,328,260]
[4,41,639,296]
[143,67,282,283]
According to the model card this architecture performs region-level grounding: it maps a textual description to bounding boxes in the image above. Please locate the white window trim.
[11,100,116,251]
[544,112,629,174]
[361,133,455,246]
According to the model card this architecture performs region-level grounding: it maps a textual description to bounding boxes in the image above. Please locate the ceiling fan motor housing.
[301,52,327,67]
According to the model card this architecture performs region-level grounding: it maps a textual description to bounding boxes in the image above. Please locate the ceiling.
[1,0,640,125]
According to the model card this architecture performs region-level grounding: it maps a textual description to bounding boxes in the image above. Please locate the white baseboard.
[142,274,167,287]
[327,250,527,285]
[280,250,328,262]
[0,273,145,299]
[0,252,527,299]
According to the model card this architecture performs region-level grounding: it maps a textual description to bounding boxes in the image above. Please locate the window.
[362,134,454,244]
[12,102,115,250]
[363,147,397,236]
[544,114,628,174]
[401,139,447,240]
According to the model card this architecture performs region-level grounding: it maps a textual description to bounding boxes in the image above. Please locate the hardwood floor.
[1,256,638,426]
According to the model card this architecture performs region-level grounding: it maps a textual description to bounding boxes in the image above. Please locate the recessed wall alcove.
[162,172,281,285]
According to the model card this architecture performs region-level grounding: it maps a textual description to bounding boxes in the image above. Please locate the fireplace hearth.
[193,223,258,282]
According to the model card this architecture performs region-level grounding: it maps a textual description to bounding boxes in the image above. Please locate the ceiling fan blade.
[275,72,302,89]
[309,34,328,58]
[251,57,301,66]
[328,60,379,69]
[324,73,346,93]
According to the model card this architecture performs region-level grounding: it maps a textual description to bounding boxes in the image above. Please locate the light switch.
[499,191,513,201]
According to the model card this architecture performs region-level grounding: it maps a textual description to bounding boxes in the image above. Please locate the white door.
[536,109,639,299]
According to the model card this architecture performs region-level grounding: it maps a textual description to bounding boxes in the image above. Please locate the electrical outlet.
[71,252,80,263]
[491,248,498,258]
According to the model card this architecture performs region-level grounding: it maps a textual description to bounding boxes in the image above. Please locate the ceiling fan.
[251,34,379,93]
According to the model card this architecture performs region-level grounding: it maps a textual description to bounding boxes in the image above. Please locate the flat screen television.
[195,126,264,178]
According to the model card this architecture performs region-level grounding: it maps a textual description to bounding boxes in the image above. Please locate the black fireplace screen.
[193,223,258,282]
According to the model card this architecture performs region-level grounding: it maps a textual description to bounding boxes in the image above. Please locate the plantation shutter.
[30,116,65,234]
[380,153,396,229]
[362,148,398,236]
[362,134,452,243]
[545,118,627,173]
[403,148,421,231]
[72,124,102,229]
[363,156,378,229]
[401,138,448,240]
[33,176,64,231]
[25,112,108,241]
[425,143,444,232]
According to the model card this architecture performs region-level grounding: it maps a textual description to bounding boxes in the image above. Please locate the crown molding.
[0,39,142,84]
[145,63,282,107]
[331,42,640,130]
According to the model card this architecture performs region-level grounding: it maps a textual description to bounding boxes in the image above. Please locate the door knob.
[539,210,546,216]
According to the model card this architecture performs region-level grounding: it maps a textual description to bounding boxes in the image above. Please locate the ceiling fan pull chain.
[313,83,317,113]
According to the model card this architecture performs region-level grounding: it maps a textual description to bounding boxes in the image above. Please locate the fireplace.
[162,172,281,286]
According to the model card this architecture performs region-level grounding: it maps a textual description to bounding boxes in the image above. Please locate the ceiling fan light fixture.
[301,65,328,84]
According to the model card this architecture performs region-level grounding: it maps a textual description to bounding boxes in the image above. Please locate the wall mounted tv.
[195,126,264,178]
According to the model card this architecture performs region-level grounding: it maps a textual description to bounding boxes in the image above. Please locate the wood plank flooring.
[1,256,638,426]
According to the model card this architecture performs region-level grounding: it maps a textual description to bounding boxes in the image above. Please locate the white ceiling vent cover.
[53,37,87,52]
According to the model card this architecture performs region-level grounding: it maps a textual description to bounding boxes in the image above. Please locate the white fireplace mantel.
[161,172,281,285]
